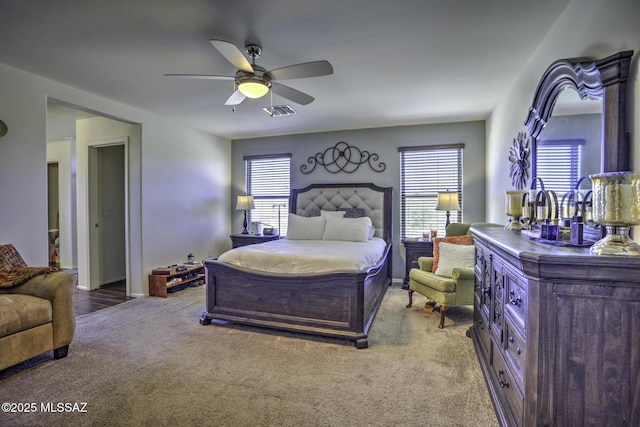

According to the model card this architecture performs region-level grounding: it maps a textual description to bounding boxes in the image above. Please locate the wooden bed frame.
[199,183,393,348]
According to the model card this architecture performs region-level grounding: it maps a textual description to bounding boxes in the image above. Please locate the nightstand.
[402,238,434,289]
[230,234,280,248]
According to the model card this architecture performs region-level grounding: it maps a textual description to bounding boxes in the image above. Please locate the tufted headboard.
[290,183,393,243]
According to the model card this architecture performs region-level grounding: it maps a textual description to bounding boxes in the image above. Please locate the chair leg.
[53,345,69,359]
[406,289,414,308]
[438,306,448,329]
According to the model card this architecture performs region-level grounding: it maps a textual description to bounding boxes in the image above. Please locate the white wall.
[232,121,486,280]
[0,62,231,296]
[486,0,640,224]
[139,115,231,282]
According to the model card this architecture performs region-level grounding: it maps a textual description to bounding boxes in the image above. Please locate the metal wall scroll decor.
[509,131,530,190]
[300,141,386,174]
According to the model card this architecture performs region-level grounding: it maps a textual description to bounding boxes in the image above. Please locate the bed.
[199,183,393,348]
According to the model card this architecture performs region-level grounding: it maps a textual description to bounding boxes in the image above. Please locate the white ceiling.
[0,0,571,141]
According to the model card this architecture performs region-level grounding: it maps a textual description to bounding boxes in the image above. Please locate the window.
[399,145,463,239]
[535,139,583,196]
[245,154,291,236]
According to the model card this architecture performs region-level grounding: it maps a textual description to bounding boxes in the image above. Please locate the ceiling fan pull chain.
[232,80,237,112]
[269,90,274,117]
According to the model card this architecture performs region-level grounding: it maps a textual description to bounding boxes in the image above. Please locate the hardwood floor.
[73,280,133,317]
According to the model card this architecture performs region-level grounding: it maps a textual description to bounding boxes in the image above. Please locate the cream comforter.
[217,238,388,274]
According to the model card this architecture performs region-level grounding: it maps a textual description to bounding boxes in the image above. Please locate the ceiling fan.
[164,39,333,106]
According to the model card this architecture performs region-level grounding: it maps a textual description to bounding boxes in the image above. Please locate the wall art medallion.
[300,141,386,174]
[509,131,530,190]
[0,120,7,138]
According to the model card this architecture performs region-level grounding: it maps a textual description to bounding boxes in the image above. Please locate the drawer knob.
[509,290,522,306]
[508,336,521,354]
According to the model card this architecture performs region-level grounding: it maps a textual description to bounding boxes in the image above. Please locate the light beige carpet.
[0,284,498,427]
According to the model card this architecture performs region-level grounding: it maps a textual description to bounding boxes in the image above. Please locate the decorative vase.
[589,172,640,255]
[505,190,525,231]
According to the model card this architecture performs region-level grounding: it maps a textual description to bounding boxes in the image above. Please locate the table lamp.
[236,195,255,234]
[436,191,461,229]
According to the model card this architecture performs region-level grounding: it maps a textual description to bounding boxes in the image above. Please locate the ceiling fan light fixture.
[238,80,270,99]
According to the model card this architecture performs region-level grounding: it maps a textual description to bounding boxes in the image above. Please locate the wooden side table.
[230,234,280,248]
[402,238,434,289]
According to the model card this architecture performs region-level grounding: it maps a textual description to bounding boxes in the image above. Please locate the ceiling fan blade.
[267,60,333,80]
[271,83,315,105]
[224,90,246,106]
[163,74,235,80]
[210,39,254,73]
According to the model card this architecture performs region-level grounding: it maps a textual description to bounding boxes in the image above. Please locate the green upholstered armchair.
[406,223,474,328]
[406,223,502,328]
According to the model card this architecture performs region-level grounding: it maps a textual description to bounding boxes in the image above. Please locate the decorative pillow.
[432,235,474,273]
[343,208,365,218]
[434,241,475,278]
[286,214,326,240]
[322,216,372,242]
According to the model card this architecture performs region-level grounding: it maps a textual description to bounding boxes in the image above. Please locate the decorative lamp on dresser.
[469,224,640,426]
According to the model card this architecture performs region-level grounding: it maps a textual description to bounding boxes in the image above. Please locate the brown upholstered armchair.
[0,244,76,370]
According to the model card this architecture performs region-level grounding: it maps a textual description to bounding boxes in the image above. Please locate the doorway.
[47,101,142,297]
[89,144,127,288]
[47,162,60,267]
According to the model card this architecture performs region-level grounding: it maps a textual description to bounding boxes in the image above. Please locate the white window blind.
[245,155,291,236]
[536,139,583,196]
[400,145,463,239]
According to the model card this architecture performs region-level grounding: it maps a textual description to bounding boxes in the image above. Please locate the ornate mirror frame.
[524,50,633,176]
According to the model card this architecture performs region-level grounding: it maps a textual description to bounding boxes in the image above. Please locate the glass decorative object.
[589,172,640,255]
[505,190,525,230]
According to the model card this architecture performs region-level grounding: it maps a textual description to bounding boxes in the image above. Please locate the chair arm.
[417,257,434,272]
[451,267,475,281]
[4,272,77,349]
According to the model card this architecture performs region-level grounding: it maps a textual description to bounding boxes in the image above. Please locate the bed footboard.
[199,244,391,348]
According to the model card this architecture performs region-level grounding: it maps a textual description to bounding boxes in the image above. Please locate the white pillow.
[368,226,376,240]
[286,214,326,240]
[322,216,372,242]
[434,241,475,278]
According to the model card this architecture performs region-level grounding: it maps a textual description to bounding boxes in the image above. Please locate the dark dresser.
[470,225,640,426]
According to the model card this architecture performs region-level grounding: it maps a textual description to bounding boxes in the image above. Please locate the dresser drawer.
[473,306,492,359]
[504,319,526,390]
[491,342,524,427]
[504,266,527,329]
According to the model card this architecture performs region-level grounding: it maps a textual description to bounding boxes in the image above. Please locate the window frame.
[399,144,463,239]
[244,154,291,236]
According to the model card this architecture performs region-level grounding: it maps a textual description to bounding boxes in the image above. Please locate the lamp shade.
[236,195,255,210]
[238,80,269,99]
[436,191,461,211]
